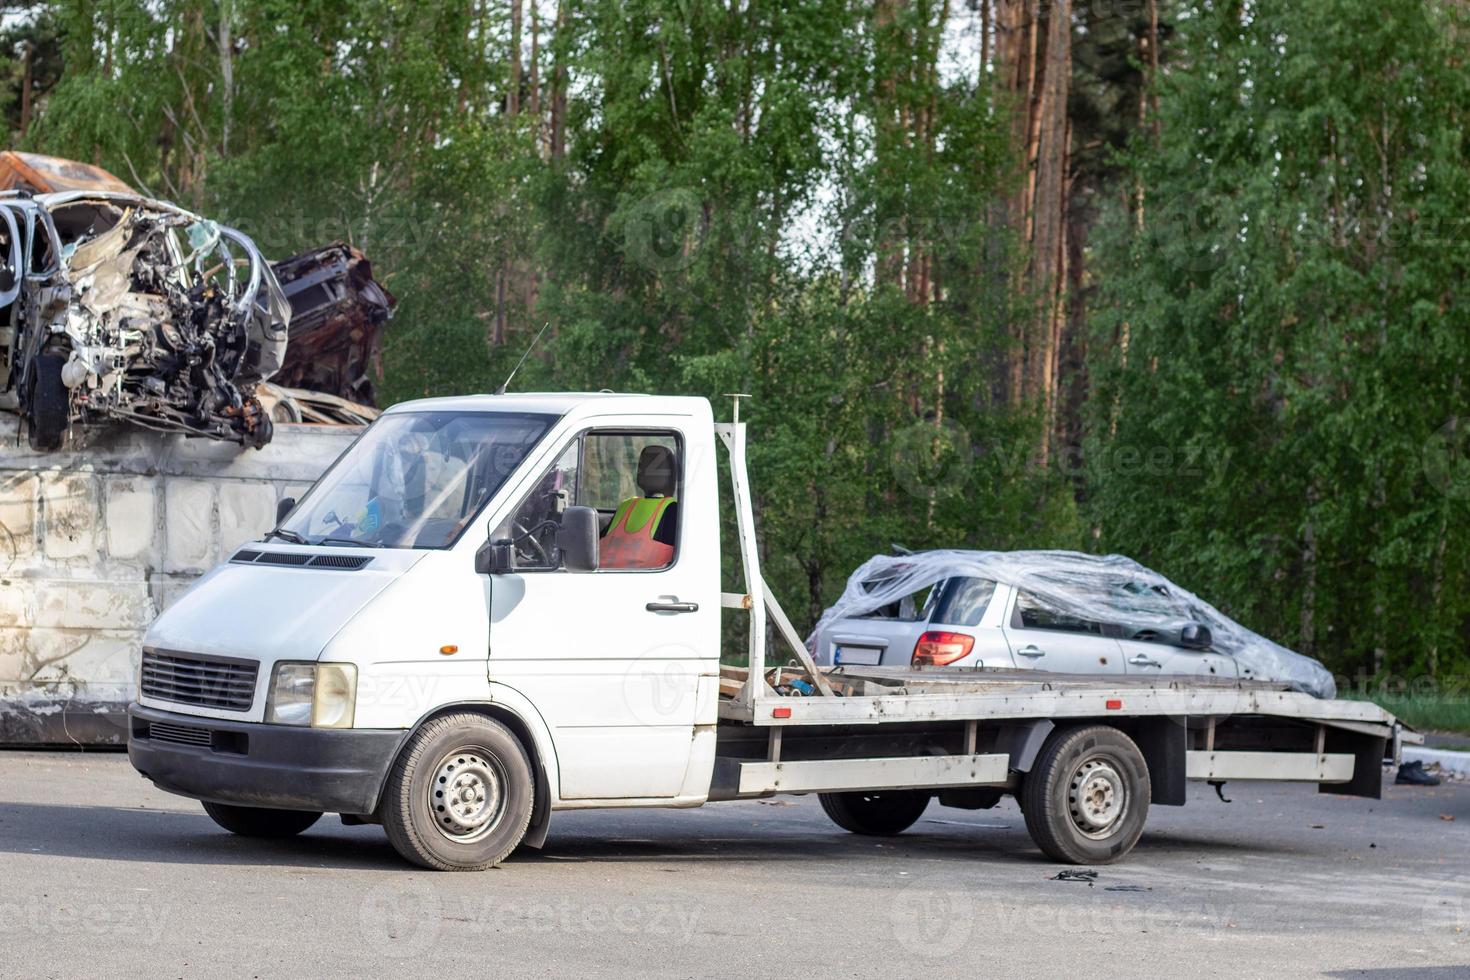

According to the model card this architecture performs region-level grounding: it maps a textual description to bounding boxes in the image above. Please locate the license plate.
[834,645,883,666]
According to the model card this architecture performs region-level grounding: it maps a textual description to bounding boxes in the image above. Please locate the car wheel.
[380,713,535,871]
[202,802,322,838]
[26,352,68,451]
[818,790,931,836]
[1021,724,1150,864]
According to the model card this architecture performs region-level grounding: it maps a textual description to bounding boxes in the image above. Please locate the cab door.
[485,419,720,800]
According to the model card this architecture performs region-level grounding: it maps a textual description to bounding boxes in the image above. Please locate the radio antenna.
[496,321,551,395]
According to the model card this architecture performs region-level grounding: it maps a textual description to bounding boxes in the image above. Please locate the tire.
[818,790,931,836]
[26,352,68,451]
[1021,725,1151,865]
[202,802,322,838]
[380,713,535,871]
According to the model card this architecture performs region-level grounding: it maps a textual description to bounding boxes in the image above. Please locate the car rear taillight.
[912,631,975,666]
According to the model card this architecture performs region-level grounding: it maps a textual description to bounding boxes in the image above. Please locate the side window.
[499,442,579,570]
[852,574,931,621]
[498,430,681,571]
[929,578,997,627]
[1013,591,1105,636]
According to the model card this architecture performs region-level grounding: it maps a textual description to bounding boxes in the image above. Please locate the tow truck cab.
[129,393,724,859]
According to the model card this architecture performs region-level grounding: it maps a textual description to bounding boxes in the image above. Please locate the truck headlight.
[265,663,357,729]
[312,663,357,729]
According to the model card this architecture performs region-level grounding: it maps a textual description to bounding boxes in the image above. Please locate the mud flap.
[521,762,553,849]
[1135,716,1187,806]
[1319,729,1386,800]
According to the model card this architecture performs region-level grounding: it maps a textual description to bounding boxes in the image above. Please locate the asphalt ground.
[0,750,1466,979]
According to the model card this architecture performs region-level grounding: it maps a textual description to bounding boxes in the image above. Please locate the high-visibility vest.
[600,497,676,569]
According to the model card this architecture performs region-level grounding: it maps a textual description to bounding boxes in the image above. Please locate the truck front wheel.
[818,790,930,836]
[202,802,322,838]
[380,713,535,871]
[1021,725,1151,865]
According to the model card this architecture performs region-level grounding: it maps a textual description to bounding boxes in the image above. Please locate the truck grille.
[140,649,258,712]
[146,720,213,748]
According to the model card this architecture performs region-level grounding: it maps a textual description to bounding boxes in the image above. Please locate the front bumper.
[127,703,407,814]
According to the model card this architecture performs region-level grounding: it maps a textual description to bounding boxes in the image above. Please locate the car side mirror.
[557,506,600,573]
[275,497,295,525]
[1179,623,1213,650]
[474,538,516,575]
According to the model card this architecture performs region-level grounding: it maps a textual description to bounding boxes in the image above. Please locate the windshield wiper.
[317,536,372,548]
[265,529,307,544]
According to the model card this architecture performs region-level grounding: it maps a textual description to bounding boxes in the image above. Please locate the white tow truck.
[128,393,1413,870]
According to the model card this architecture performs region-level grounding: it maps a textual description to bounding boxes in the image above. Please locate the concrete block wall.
[0,416,360,744]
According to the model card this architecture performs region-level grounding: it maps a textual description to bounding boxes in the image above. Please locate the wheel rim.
[427,747,507,844]
[1067,756,1128,840]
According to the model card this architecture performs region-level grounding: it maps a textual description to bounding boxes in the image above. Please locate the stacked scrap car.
[0,190,289,450]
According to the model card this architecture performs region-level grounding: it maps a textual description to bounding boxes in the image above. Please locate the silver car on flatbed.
[811,574,1247,682]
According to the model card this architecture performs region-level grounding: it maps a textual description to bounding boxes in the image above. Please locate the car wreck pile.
[0,171,393,451]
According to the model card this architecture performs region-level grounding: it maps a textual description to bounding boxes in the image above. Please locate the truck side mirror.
[557,506,600,573]
[474,538,516,575]
[276,497,296,525]
[1179,623,1213,650]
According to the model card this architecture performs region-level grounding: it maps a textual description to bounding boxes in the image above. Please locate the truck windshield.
[278,410,556,549]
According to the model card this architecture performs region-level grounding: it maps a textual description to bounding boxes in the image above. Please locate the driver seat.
[600,445,678,569]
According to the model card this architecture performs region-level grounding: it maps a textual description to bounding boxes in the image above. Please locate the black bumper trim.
[128,703,408,814]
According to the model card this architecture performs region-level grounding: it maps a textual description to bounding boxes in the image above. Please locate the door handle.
[1017,645,1045,658]
[1129,654,1162,668]
[646,600,699,613]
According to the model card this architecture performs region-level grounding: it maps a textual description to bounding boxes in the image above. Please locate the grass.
[1348,689,1470,740]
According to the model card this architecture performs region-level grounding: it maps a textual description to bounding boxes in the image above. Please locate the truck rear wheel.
[818,790,930,836]
[1021,725,1150,865]
[380,713,534,871]
[202,802,322,838]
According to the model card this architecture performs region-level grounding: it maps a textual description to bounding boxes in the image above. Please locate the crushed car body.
[0,190,289,449]
[269,241,395,406]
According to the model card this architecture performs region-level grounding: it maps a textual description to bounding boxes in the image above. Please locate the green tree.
[1088,0,1470,682]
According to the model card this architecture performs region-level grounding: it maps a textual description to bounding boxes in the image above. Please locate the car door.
[485,421,720,801]
[1117,634,1238,681]
[1000,589,1126,674]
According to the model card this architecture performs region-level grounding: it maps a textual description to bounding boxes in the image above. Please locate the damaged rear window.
[278,411,556,550]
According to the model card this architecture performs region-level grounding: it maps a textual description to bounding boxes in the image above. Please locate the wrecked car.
[270,241,395,406]
[0,190,289,450]
[0,150,135,195]
[809,549,1336,698]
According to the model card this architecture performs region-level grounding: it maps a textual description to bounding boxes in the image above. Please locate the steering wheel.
[513,519,552,565]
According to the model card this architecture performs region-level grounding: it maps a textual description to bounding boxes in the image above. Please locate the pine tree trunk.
[509,0,523,116]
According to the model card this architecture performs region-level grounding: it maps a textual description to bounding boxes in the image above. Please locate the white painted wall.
[0,416,359,743]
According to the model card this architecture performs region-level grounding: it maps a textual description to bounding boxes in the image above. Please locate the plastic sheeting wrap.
[808,550,1336,699]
